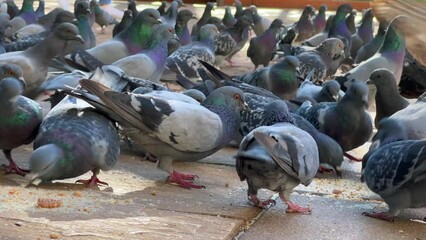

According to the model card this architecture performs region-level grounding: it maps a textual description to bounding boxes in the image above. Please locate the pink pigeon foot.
[226,58,235,66]
[280,193,312,214]
[167,171,204,189]
[344,152,362,162]
[3,150,29,176]
[362,211,395,222]
[248,194,276,208]
[76,173,108,187]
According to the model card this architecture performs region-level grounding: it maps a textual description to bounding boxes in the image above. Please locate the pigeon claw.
[75,175,109,187]
[248,195,276,209]
[285,201,312,214]
[167,171,204,189]
[3,163,30,177]
[344,152,362,162]
[362,211,395,222]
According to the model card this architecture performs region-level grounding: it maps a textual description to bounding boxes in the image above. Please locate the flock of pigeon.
[0,0,425,223]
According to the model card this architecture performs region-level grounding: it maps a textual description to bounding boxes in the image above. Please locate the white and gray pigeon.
[112,24,179,83]
[236,123,319,213]
[28,96,120,187]
[0,76,43,176]
[296,37,345,82]
[296,79,344,104]
[367,68,409,127]
[297,80,373,158]
[0,23,84,99]
[361,139,426,222]
[165,24,219,80]
[66,80,249,189]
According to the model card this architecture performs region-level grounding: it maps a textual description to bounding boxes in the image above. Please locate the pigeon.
[162,0,179,27]
[236,123,319,212]
[112,9,133,37]
[234,0,243,19]
[157,1,167,16]
[302,15,333,47]
[356,8,374,45]
[296,37,345,82]
[65,9,162,66]
[35,0,44,19]
[296,79,344,104]
[36,7,66,30]
[328,3,353,58]
[345,9,357,35]
[175,9,196,46]
[312,4,327,35]
[247,6,272,36]
[367,69,409,127]
[336,19,406,91]
[354,21,387,64]
[215,14,253,66]
[74,0,96,49]
[298,80,373,154]
[29,96,120,186]
[6,0,37,38]
[247,19,283,70]
[294,5,316,42]
[0,23,84,99]
[370,93,426,151]
[166,24,219,80]
[92,0,119,34]
[222,6,236,27]
[0,77,43,176]
[191,2,215,38]
[133,89,204,105]
[113,24,179,82]
[67,80,249,189]
[237,99,344,175]
[6,0,19,19]
[371,0,426,69]
[399,52,426,97]
[128,0,139,19]
[361,139,426,222]
[236,56,301,100]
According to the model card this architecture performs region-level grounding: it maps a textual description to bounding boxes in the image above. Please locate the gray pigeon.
[328,4,353,58]
[191,2,215,37]
[222,6,236,27]
[0,23,84,99]
[175,9,197,46]
[29,96,120,186]
[356,8,374,45]
[367,68,409,127]
[236,123,319,212]
[312,4,327,35]
[67,80,249,189]
[369,93,426,151]
[361,139,426,222]
[294,5,316,42]
[112,24,179,83]
[113,9,133,37]
[0,77,43,176]
[296,79,344,104]
[247,6,272,36]
[298,80,373,154]
[296,37,345,82]
[157,1,167,16]
[302,15,333,47]
[92,0,119,34]
[236,56,302,100]
[354,21,387,64]
[166,24,219,80]
[247,19,283,70]
[345,9,357,35]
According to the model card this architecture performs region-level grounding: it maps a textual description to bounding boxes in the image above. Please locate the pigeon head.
[123,9,133,19]
[182,89,206,103]
[342,80,369,108]
[368,68,396,87]
[203,86,249,112]
[335,3,353,17]
[236,14,254,28]
[318,38,345,60]
[205,2,215,11]
[362,8,373,20]
[319,4,328,12]
[270,19,284,30]
[316,133,344,177]
[29,144,65,184]
[54,23,84,44]
[0,77,23,100]
[177,9,196,25]
[137,8,163,25]
[148,24,179,47]
[322,80,342,102]
[53,10,75,26]
[303,5,316,17]
[175,0,185,8]
[0,63,25,88]
[198,24,220,42]
[75,0,90,16]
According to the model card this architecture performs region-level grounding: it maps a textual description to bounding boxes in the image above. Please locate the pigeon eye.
[149,13,154,17]
[234,94,240,100]
[168,28,173,32]
[7,70,13,75]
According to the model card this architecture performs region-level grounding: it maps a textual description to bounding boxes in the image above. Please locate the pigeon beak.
[157,18,163,24]
[241,101,251,112]
[366,79,373,85]
[332,93,340,102]
[191,16,197,20]
[86,9,91,14]
[295,67,303,80]
[75,35,85,44]
[18,78,27,89]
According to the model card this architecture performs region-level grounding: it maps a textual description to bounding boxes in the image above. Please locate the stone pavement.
[0,1,425,240]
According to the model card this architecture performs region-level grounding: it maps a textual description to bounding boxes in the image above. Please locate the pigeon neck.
[20,0,34,12]
[358,17,373,40]
[146,39,169,66]
[330,14,350,38]
[202,96,241,143]
[118,23,152,54]
[379,26,405,53]
[200,9,212,22]
[375,80,400,98]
